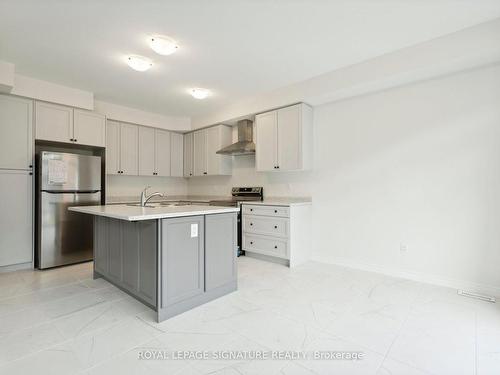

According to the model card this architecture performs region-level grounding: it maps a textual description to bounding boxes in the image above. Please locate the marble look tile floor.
[0,256,499,375]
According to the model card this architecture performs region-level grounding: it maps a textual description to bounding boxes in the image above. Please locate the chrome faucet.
[140,186,164,207]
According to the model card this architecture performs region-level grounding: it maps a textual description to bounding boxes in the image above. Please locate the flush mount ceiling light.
[149,35,179,56]
[126,55,153,72]
[190,88,210,99]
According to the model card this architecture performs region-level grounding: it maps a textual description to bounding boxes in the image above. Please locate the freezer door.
[40,152,101,191]
[38,191,100,269]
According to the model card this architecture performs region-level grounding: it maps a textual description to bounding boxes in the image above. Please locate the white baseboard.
[0,261,33,273]
[312,255,500,298]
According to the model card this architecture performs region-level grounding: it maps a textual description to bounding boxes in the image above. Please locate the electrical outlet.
[190,223,198,238]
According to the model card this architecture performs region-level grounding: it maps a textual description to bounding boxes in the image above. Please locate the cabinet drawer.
[242,215,289,238]
[243,233,288,259]
[242,205,289,218]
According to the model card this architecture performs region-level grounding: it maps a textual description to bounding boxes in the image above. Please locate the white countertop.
[69,204,240,221]
[240,197,312,206]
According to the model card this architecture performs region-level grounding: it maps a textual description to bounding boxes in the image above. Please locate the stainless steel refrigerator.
[36,151,101,269]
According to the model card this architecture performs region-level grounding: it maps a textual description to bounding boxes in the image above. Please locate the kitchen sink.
[126,203,157,208]
[126,202,192,208]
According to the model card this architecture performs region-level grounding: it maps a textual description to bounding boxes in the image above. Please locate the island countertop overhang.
[69,204,240,221]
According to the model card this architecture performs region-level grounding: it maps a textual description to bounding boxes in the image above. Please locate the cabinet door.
[277,105,301,171]
[205,126,220,176]
[107,219,122,283]
[73,109,106,147]
[35,101,73,143]
[0,95,32,170]
[193,129,207,176]
[255,111,278,171]
[120,123,139,175]
[121,221,139,292]
[94,216,108,276]
[0,170,32,267]
[205,213,237,291]
[138,126,155,176]
[106,120,120,175]
[161,216,204,307]
[183,133,193,177]
[170,132,184,177]
[138,221,157,306]
[155,129,171,177]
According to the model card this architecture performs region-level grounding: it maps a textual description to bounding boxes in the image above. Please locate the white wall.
[188,64,500,296]
[311,63,500,295]
[191,18,500,129]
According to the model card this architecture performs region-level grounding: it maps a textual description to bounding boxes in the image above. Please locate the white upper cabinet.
[0,95,33,170]
[191,125,232,177]
[170,132,184,177]
[35,101,73,143]
[138,126,156,176]
[106,120,120,175]
[155,129,171,177]
[106,120,138,175]
[255,103,313,172]
[35,101,105,147]
[109,121,184,178]
[119,123,139,175]
[183,133,194,177]
[206,125,232,175]
[193,129,207,176]
[255,111,277,172]
[73,109,106,147]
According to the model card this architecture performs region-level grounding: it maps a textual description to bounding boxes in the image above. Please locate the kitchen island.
[69,204,239,322]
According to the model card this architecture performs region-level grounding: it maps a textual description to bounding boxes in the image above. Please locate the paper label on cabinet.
[191,223,198,238]
[48,159,68,184]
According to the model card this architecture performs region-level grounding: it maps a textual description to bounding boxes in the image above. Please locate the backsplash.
[186,154,313,197]
[106,174,188,198]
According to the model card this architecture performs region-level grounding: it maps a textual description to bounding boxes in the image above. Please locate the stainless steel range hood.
[216,119,255,156]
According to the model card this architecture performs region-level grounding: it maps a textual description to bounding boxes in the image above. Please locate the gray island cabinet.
[70,204,239,322]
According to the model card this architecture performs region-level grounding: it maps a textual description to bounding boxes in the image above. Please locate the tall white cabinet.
[0,95,33,268]
[255,103,313,172]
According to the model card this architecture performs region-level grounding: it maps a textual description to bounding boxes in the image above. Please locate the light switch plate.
[190,223,198,238]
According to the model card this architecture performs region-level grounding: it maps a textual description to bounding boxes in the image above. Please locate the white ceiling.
[1,0,500,118]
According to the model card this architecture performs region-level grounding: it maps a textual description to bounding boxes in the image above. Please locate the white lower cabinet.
[242,203,311,267]
[0,170,32,267]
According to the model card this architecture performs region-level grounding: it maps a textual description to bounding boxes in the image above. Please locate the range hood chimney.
[216,119,255,156]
